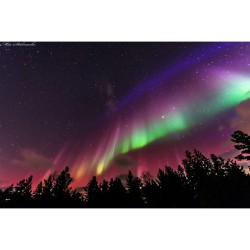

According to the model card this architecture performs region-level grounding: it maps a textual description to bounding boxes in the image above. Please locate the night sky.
[1,42,250,188]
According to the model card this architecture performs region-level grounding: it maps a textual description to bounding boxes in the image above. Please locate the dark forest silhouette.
[1,130,250,208]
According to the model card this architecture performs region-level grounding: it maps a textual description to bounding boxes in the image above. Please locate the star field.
[0,42,250,187]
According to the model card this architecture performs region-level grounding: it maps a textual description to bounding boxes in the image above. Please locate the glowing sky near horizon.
[94,74,250,175]
[1,42,250,188]
[61,72,250,182]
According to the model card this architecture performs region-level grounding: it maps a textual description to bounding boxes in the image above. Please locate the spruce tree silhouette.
[1,185,14,207]
[230,130,250,207]
[224,160,250,207]
[53,166,73,207]
[231,130,250,161]
[52,166,82,207]
[208,154,231,207]
[0,130,250,208]
[69,189,83,207]
[182,150,215,207]
[176,165,195,207]
[99,179,109,207]
[108,177,128,207]
[33,181,43,207]
[126,171,144,207]
[156,166,193,208]
[141,172,161,208]
[40,173,56,207]
[84,176,101,207]
[33,167,83,208]
[9,176,33,207]
[0,176,33,207]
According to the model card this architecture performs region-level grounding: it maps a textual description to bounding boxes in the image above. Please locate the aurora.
[1,42,250,188]
[93,73,250,175]
[52,43,250,187]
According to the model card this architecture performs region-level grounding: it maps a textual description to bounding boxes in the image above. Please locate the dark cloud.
[11,149,54,170]
[112,154,137,168]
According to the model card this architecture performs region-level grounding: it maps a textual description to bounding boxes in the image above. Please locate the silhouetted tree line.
[1,130,250,208]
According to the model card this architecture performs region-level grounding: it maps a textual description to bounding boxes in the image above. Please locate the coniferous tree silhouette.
[0,130,250,208]
[34,181,43,206]
[176,165,195,207]
[156,166,193,207]
[182,150,215,207]
[141,172,161,208]
[33,167,82,208]
[126,171,144,207]
[0,176,33,207]
[84,176,101,207]
[39,173,56,207]
[52,166,82,207]
[99,179,109,207]
[1,185,15,207]
[10,176,33,207]
[53,166,74,207]
[224,160,250,207]
[208,154,232,207]
[108,177,128,207]
[231,130,250,161]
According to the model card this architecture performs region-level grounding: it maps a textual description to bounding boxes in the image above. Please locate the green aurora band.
[96,74,250,175]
